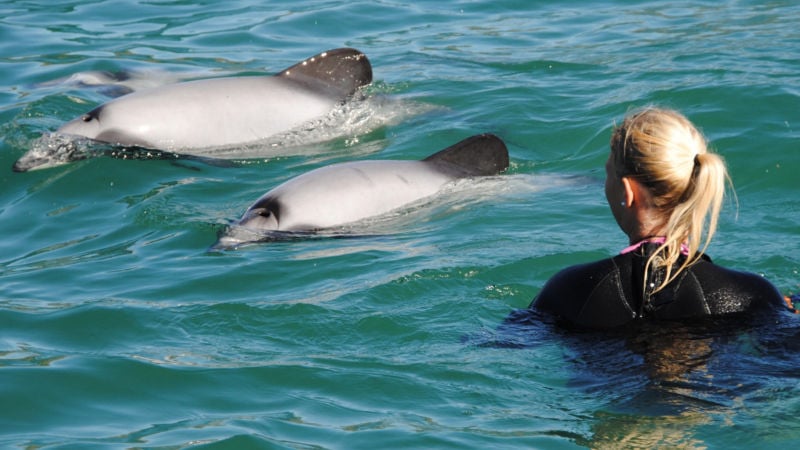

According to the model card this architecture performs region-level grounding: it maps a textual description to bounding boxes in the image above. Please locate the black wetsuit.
[531,242,786,328]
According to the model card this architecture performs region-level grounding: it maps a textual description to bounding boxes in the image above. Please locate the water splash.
[12,133,96,172]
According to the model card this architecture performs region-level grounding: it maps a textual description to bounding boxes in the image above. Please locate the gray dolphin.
[13,48,372,172]
[214,133,509,248]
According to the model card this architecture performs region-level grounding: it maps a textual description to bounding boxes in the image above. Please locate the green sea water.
[1,1,799,448]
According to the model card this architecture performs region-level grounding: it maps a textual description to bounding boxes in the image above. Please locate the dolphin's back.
[261,160,451,231]
[423,133,509,177]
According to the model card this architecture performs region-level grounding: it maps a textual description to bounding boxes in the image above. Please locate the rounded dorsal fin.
[423,134,509,177]
[277,48,373,99]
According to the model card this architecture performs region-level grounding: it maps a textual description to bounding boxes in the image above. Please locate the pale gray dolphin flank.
[13,48,372,172]
[214,134,509,248]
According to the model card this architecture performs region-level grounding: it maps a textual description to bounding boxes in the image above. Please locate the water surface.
[1,1,799,448]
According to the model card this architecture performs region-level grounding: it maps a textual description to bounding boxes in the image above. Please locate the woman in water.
[531,107,790,328]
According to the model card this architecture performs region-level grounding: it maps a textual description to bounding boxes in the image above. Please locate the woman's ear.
[622,176,651,208]
[621,176,636,207]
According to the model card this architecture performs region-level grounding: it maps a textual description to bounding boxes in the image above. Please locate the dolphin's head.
[56,102,154,149]
[211,196,283,250]
[237,198,282,231]
[56,106,105,140]
[13,105,107,172]
[12,133,92,172]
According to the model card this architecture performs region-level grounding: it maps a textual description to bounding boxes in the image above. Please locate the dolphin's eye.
[81,114,92,122]
[248,199,281,224]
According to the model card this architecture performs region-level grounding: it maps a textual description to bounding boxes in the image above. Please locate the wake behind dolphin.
[13,48,372,172]
[214,134,509,249]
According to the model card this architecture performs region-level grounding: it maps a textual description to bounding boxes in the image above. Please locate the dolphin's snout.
[13,133,91,172]
[12,159,34,172]
[210,222,273,251]
[209,234,244,251]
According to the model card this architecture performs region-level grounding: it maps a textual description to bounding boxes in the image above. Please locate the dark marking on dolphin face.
[241,196,283,230]
[211,196,286,249]
[82,105,104,123]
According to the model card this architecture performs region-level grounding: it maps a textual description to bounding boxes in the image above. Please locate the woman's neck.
[626,206,666,244]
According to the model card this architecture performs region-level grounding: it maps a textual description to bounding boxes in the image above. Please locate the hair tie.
[678,154,702,204]
[689,153,701,181]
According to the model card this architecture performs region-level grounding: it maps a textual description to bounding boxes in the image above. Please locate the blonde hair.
[610,107,731,293]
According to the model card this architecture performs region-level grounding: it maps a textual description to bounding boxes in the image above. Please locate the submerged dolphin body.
[214,134,509,248]
[13,48,372,172]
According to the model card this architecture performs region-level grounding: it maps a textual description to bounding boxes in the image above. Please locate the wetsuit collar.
[620,236,689,255]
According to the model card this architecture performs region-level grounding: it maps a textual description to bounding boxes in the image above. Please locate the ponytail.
[651,150,731,292]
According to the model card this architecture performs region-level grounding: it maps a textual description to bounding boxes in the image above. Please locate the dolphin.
[13,48,372,172]
[35,67,215,97]
[214,133,509,248]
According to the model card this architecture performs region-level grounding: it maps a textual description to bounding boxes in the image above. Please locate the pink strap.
[621,237,689,255]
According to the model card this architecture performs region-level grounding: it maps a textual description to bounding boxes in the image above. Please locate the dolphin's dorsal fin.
[277,48,373,99]
[424,133,509,177]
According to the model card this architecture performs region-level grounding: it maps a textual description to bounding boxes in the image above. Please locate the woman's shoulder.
[539,257,622,300]
[687,258,786,312]
[531,255,636,327]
